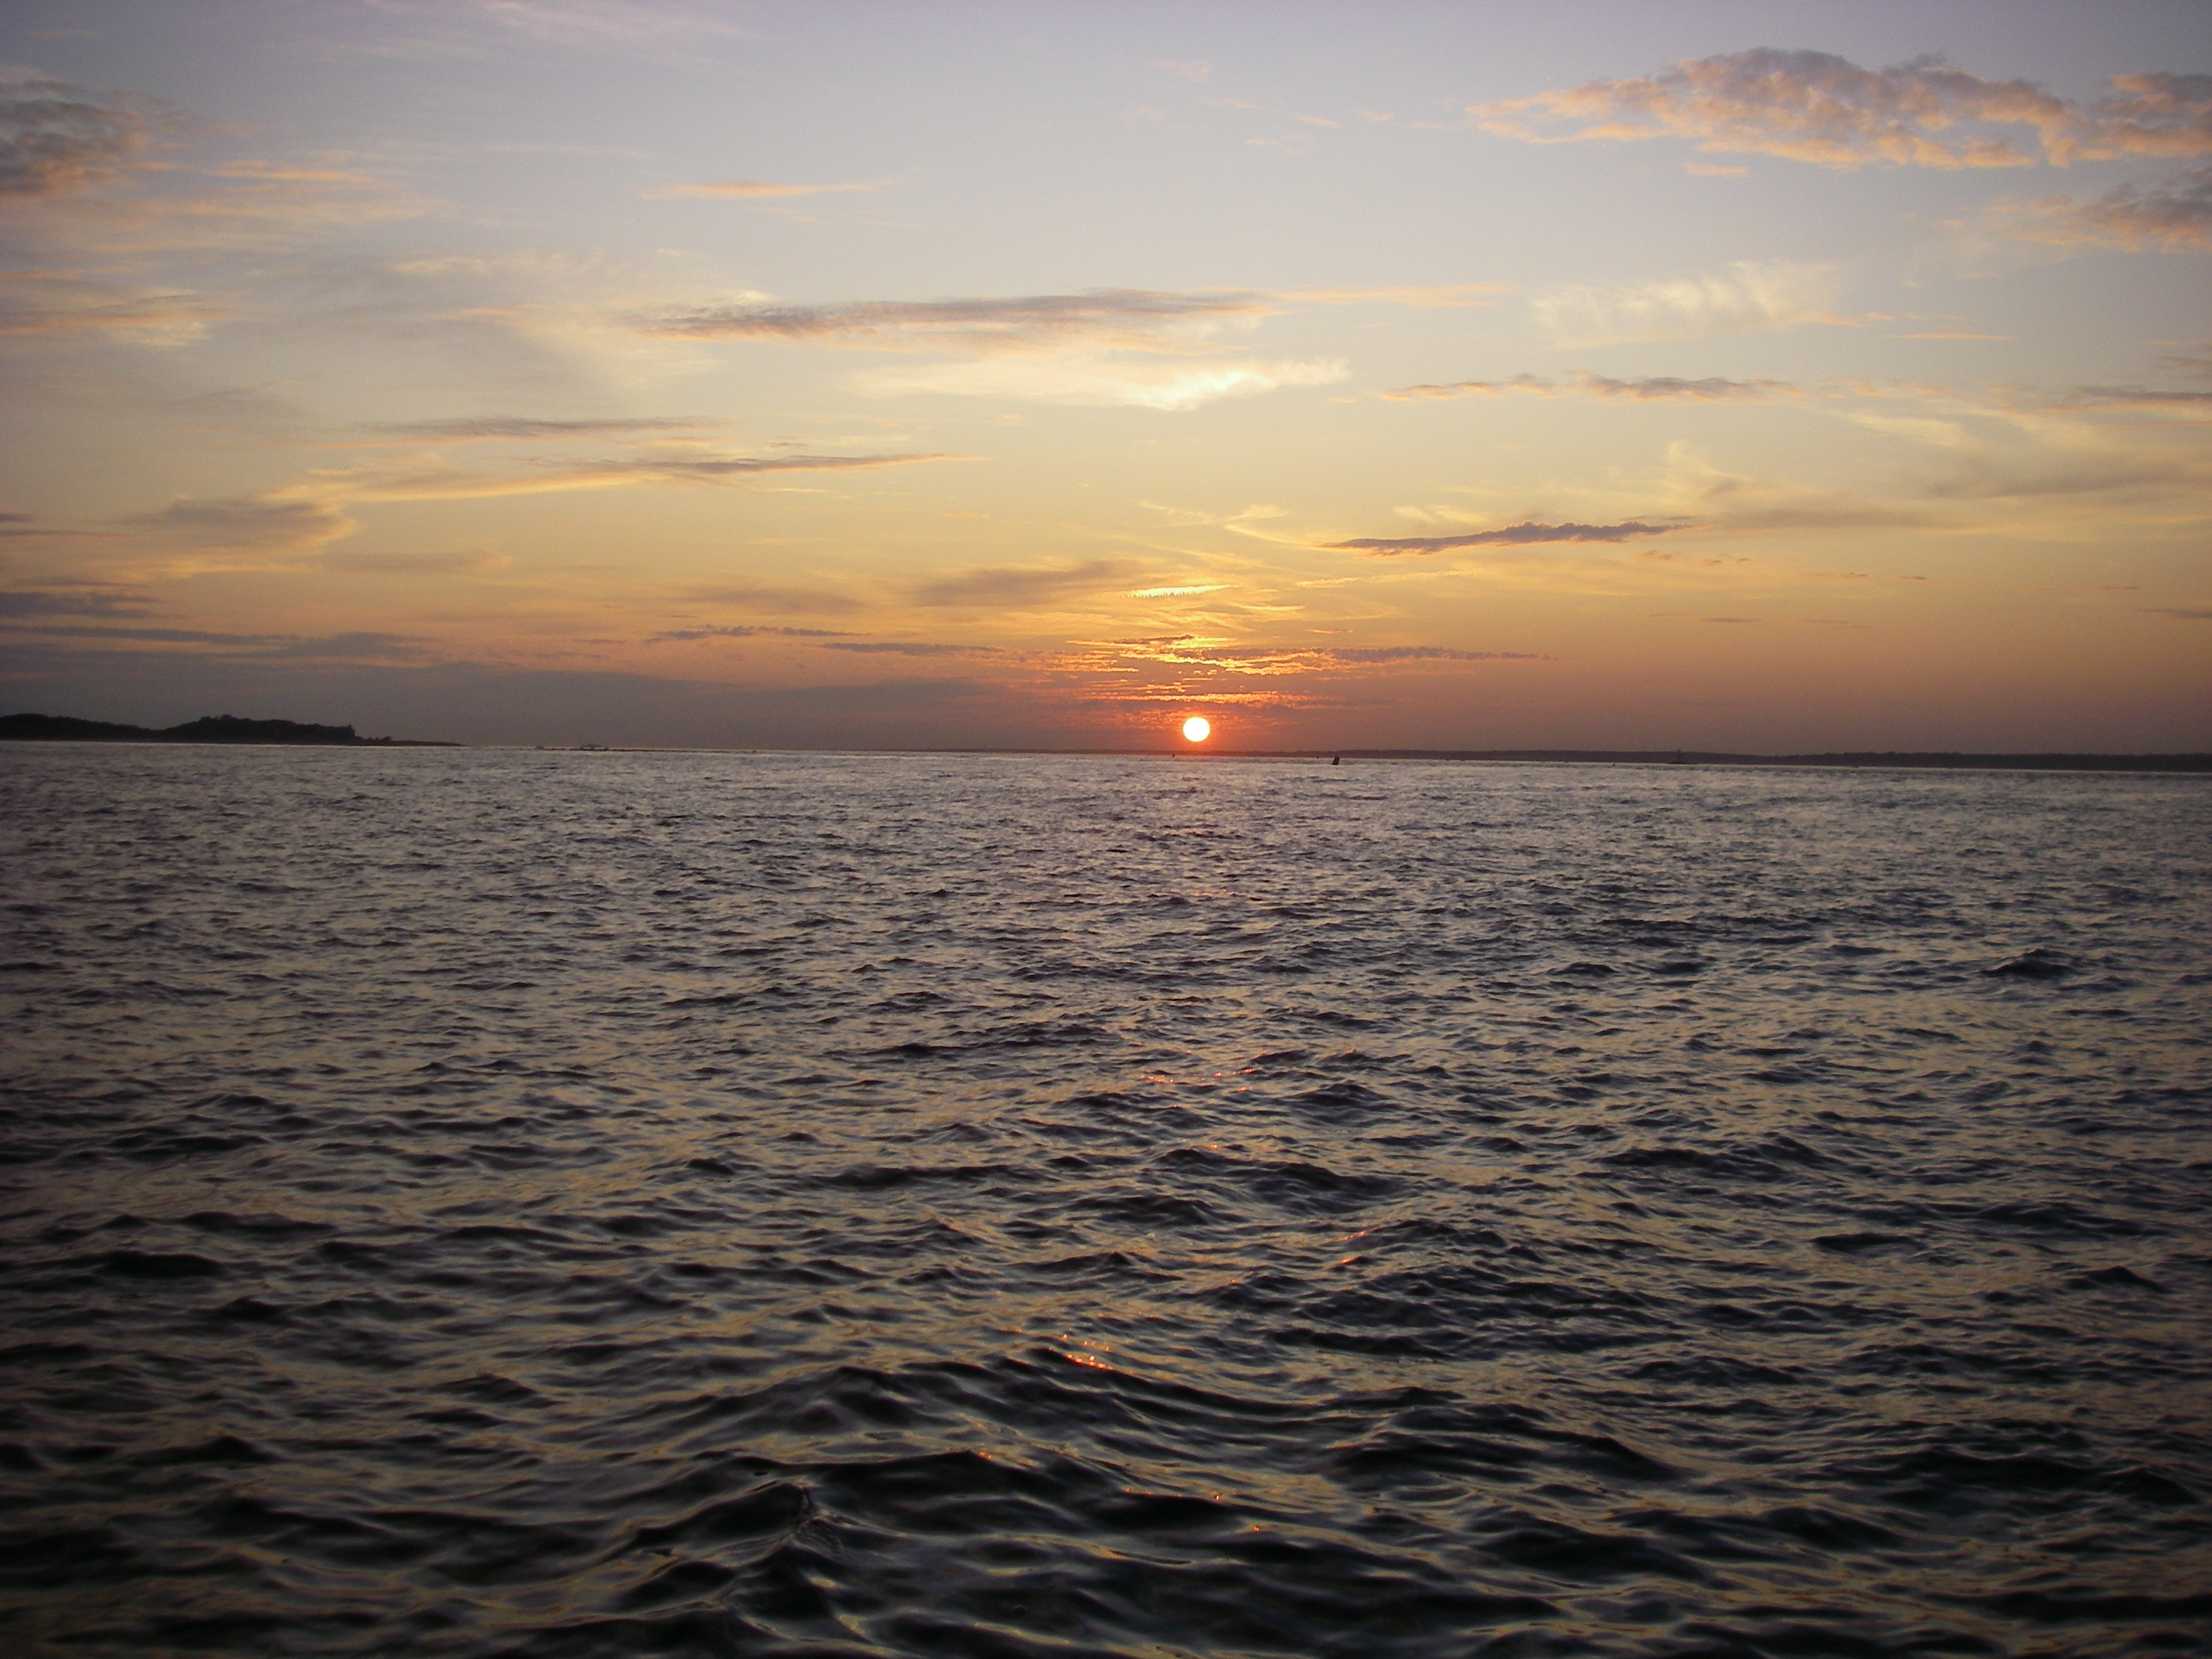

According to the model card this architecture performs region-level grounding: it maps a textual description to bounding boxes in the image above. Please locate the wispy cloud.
[1473,51,2212,171]
[818,640,1005,657]
[261,631,428,660]
[0,588,153,618]
[1532,262,1847,347]
[297,450,970,503]
[319,547,511,574]
[565,452,973,485]
[1082,637,1547,674]
[637,288,1277,354]
[128,494,359,557]
[0,272,221,344]
[2,621,427,660]
[0,70,143,195]
[647,624,852,642]
[2060,385,2212,411]
[1381,370,1799,403]
[1320,646,1545,663]
[1977,164,2212,253]
[909,558,1146,608]
[369,415,719,441]
[631,284,1378,405]
[1328,521,1682,556]
[685,583,865,616]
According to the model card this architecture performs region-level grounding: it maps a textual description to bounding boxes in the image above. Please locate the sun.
[1181,716,1212,744]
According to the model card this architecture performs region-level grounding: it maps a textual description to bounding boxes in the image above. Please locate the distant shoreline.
[0,713,457,747]
[5,715,2202,771]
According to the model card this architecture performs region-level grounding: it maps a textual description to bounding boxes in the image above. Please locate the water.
[2,745,2208,1658]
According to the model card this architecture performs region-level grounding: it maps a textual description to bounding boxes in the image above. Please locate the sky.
[1,0,2206,752]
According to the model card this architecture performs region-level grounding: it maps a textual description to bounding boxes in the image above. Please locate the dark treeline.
[0,713,454,747]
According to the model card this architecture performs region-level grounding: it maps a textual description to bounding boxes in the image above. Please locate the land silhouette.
[0,713,454,746]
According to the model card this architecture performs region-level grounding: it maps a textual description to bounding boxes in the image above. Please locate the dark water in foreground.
[2,746,2208,1659]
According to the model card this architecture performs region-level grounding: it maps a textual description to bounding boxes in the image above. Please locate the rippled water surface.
[3,745,2209,1658]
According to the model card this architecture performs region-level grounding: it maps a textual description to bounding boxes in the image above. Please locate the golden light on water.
[1181,716,1212,744]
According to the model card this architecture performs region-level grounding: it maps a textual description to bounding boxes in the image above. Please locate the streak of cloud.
[370,416,719,441]
[818,641,1005,657]
[1319,647,1546,663]
[319,548,512,574]
[3,621,426,659]
[129,494,359,557]
[647,624,852,642]
[569,452,973,484]
[1380,370,1800,403]
[298,451,971,503]
[909,558,1146,608]
[685,584,865,616]
[2062,385,2212,410]
[0,278,222,344]
[1532,262,1847,347]
[1328,521,1682,556]
[0,588,153,618]
[637,288,1277,354]
[1473,51,2212,171]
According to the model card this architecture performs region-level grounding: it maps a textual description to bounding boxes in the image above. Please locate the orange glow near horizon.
[1182,716,1213,744]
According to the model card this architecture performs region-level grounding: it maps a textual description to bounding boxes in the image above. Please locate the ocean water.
[1,744,2208,1659]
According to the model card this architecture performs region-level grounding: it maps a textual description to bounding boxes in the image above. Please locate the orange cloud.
[1473,50,2212,171]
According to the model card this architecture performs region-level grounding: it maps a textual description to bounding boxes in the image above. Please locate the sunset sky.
[2,1,2206,751]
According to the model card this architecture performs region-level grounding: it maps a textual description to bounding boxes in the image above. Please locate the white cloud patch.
[1532,261,1847,347]
[1473,51,2212,171]
[857,354,1346,410]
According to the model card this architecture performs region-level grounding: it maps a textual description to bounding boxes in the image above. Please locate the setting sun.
[1181,716,1212,744]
